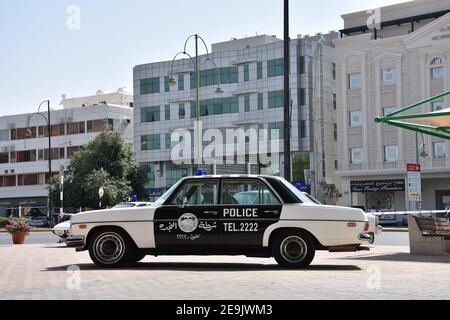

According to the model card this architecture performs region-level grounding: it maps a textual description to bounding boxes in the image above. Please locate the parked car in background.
[52,203,154,239]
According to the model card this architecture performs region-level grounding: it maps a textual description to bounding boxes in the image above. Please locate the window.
[179,104,186,120]
[348,73,361,90]
[300,120,308,138]
[140,77,160,95]
[258,93,264,110]
[243,64,249,82]
[334,124,337,140]
[268,58,284,77]
[349,111,363,128]
[38,124,65,138]
[335,160,339,170]
[221,179,280,205]
[87,119,113,133]
[141,106,161,123]
[67,146,82,158]
[164,76,170,92]
[381,68,396,86]
[10,150,36,163]
[141,134,161,151]
[0,153,8,164]
[178,74,185,91]
[434,142,446,159]
[432,101,444,112]
[244,95,250,112]
[166,164,190,187]
[165,133,171,149]
[170,179,219,205]
[165,105,171,120]
[0,176,15,187]
[299,88,306,106]
[383,106,398,116]
[431,58,443,65]
[190,67,238,89]
[431,67,444,80]
[0,129,9,142]
[67,122,85,135]
[332,63,336,80]
[257,62,263,80]
[11,127,36,140]
[299,56,306,74]
[18,174,43,186]
[268,122,284,139]
[350,148,363,164]
[192,97,239,118]
[38,148,65,161]
[333,93,337,110]
[268,90,283,109]
[384,145,399,162]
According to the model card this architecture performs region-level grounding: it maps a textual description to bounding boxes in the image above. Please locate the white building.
[133,34,339,203]
[335,0,450,211]
[0,89,134,216]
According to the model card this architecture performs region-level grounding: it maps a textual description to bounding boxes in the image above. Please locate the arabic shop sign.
[147,188,170,197]
[350,180,405,193]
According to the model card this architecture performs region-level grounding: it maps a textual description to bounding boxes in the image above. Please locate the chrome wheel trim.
[93,232,125,265]
[280,236,308,264]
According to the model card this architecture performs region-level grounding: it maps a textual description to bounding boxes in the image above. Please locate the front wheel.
[88,229,134,268]
[272,230,316,269]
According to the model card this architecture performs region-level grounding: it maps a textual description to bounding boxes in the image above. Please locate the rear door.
[154,178,220,249]
[218,178,283,248]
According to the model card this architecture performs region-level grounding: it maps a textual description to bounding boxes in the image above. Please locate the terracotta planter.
[11,232,28,245]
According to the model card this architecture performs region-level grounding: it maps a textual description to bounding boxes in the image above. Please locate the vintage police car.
[66,175,372,269]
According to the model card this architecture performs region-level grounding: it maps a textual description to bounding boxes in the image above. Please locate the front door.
[218,178,282,248]
[154,178,220,249]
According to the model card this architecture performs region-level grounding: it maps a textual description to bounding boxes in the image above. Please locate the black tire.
[88,229,134,268]
[272,230,316,269]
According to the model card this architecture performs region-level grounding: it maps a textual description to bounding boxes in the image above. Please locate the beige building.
[335,0,450,211]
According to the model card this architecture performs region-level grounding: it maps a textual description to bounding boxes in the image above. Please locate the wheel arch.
[86,225,138,249]
[266,227,326,250]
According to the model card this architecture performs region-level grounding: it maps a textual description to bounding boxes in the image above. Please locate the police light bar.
[196,169,208,176]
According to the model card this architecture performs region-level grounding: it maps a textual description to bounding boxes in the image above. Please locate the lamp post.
[168,34,223,166]
[26,100,52,218]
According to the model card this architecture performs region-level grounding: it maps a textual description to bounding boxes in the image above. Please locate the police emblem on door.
[178,213,199,233]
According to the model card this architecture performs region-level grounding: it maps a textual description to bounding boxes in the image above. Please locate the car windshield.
[278,179,317,204]
[112,203,136,209]
[154,180,184,205]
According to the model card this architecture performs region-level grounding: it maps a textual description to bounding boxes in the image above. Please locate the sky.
[0,0,403,116]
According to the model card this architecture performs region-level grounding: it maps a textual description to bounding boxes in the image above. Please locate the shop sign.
[351,180,405,193]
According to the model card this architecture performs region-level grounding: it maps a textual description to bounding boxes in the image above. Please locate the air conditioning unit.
[4,170,8,174]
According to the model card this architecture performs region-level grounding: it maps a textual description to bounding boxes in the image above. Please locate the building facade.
[335,0,450,211]
[0,89,134,217]
[133,34,339,203]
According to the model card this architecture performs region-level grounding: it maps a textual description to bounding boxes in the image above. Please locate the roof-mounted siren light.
[196,169,208,176]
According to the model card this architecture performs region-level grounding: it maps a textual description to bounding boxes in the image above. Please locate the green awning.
[375,90,450,140]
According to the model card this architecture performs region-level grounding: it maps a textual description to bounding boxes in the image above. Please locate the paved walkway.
[0,244,449,300]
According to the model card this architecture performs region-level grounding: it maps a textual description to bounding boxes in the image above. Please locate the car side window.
[170,179,219,206]
[222,179,281,205]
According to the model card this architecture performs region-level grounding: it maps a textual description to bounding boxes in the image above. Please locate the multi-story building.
[133,34,339,203]
[335,0,450,211]
[0,89,134,216]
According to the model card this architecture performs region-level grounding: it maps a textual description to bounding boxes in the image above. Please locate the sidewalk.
[1,244,449,300]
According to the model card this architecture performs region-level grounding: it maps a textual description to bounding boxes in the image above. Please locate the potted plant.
[5,219,32,245]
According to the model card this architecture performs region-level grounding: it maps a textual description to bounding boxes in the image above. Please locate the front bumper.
[65,236,86,250]
[359,233,373,241]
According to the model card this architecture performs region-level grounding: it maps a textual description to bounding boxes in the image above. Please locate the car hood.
[71,207,154,224]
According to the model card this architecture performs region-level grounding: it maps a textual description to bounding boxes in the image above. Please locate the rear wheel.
[272,230,316,269]
[88,229,133,268]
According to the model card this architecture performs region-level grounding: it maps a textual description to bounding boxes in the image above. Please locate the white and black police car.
[66,175,372,269]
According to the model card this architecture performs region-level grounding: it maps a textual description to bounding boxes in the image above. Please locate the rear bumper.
[65,236,86,250]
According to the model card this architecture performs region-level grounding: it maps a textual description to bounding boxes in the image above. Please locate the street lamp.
[168,34,224,165]
[26,100,52,219]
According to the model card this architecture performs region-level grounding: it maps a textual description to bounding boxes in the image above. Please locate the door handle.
[264,210,279,215]
[204,211,218,215]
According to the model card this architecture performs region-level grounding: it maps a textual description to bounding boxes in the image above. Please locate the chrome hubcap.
[280,236,307,263]
[94,233,125,264]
